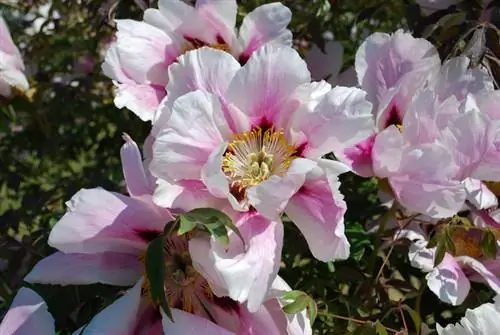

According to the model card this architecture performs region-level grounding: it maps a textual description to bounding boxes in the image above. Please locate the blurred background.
[1,0,499,333]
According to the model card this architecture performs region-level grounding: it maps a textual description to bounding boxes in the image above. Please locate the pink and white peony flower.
[24,136,310,334]
[150,45,373,267]
[0,16,29,97]
[0,288,55,335]
[399,218,500,305]
[326,30,496,218]
[102,0,292,121]
[437,296,500,334]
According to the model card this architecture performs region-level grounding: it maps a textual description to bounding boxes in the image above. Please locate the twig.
[326,313,401,334]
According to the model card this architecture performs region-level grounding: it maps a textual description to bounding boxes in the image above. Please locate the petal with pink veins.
[205,213,284,312]
[238,3,292,62]
[355,29,440,111]
[426,254,470,305]
[153,47,241,131]
[49,188,171,255]
[225,44,309,132]
[372,125,404,178]
[151,90,232,182]
[457,256,500,295]
[285,164,349,261]
[120,134,155,197]
[113,82,166,122]
[82,278,147,334]
[24,251,142,286]
[247,158,317,220]
[301,86,374,160]
[195,0,237,47]
[162,308,235,334]
[0,288,54,335]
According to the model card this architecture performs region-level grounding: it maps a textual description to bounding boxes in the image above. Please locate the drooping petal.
[162,308,235,334]
[247,158,317,220]
[457,256,500,295]
[201,213,284,313]
[48,188,171,255]
[426,254,470,305]
[285,163,349,261]
[153,47,241,131]
[150,90,232,182]
[81,279,146,334]
[300,86,374,160]
[225,44,310,132]
[113,82,166,122]
[120,134,155,197]
[238,3,292,62]
[0,288,55,335]
[24,251,142,286]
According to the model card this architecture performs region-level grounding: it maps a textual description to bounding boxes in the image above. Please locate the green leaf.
[434,238,447,267]
[177,215,197,235]
[444,226,456,255]
[481,229,498,259]
[307,297,318,325]
[177,208,244,248]
[145,235,173,321]
[282,294,309,314]
[282,290,317,326]
[327,261,336,273]
[401,305,422,334]
[374,320,389,335]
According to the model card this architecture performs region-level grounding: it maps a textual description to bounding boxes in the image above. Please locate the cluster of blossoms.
[2,0,500,333]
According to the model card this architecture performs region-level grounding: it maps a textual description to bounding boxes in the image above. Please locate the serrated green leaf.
[374,320,388,335]
[145,235,173,321]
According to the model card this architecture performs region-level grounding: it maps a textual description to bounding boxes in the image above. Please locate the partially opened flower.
[398,216,500,305]
[0,288,55,335]
[102,0,292,121]
[150,45,374,264]
[0,16,29,98]
[437,296,500,334]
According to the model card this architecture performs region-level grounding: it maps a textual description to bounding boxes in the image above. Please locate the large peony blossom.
[102,0,292,121]
[0,288,55,335]
[437,296,500,334]
[0,16,29,98]
[150,45,374,268]
[327,30,497,218]
[24,136,310,334]
[398,216,500,305]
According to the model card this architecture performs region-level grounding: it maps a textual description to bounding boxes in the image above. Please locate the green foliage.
[0,0,499,334]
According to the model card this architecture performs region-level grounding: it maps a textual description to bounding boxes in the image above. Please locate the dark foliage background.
[0,0,499,333]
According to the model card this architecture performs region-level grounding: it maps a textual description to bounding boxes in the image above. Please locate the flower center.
[140,235,212,313]
[182,38,232,56]
[222,127,297,191]
[450,228,484,259]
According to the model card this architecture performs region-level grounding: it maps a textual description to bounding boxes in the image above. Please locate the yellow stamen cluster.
[222,127,297,191]
[182,41,232,56]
